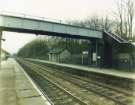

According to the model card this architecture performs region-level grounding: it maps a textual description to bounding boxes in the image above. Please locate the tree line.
[17,38,49,59]
[17,37,90,58]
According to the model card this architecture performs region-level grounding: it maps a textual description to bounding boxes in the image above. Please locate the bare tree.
[126,0,135,38]
[114,0,125,37]
[102,16,113,31]
[114,0,135,39]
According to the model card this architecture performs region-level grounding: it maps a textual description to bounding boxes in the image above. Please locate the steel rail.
[21,59,134,105]
[18,59,89,105]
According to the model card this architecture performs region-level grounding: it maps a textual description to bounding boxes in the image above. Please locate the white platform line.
[13,59,52,105]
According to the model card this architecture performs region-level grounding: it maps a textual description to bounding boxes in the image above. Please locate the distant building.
[1,49,10,60]
[48,48,71,63]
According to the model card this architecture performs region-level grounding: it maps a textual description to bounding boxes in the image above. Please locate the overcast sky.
[0,0,120,54]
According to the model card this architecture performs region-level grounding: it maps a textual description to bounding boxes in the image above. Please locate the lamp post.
[0,29,4,69]
[0,30,2,69]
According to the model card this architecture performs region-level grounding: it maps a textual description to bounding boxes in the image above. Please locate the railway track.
[32,60,134,97]
[18,59,134,105]
[18,59,90,105]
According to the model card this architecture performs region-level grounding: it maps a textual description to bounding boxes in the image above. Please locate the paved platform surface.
[29,58,135,80]
[0,59,51,105]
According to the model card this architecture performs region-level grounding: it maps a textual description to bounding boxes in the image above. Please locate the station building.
[47,32,135,71]
[87,31,135,71]
[48,48,71,63]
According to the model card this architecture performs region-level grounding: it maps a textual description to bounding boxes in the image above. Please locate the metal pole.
[82,54,83,65]
[0,30,2,69]
[95,40,98,67]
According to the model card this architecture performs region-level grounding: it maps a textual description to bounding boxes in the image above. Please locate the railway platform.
[0,58,51,105]
[28,58,135,80]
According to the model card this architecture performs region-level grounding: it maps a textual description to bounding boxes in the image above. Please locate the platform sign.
[92,53,97,61]
[82,51,88,55]
[97,56,101,59]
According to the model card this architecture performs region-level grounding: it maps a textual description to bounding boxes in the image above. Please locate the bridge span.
[0,14,102,39]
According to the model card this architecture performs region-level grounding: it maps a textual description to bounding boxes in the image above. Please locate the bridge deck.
[0,14,102,39]
[0,59,51,105]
